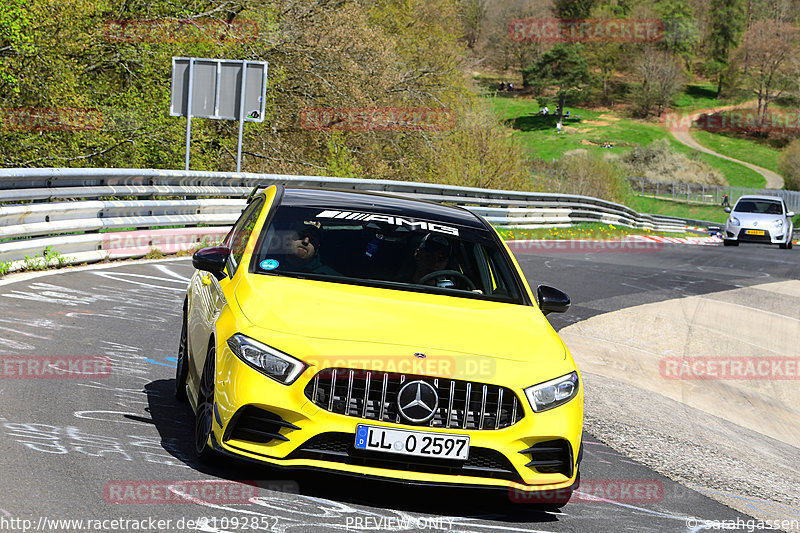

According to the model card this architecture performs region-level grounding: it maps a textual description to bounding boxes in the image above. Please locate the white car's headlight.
[729,217,740,226]
[524,372,580,412]
[773,219,784,229]
[227,334,306,385]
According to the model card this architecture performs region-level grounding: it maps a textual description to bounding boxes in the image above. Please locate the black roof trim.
[279,188,487,229]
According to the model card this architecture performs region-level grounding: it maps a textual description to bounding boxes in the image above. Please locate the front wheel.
[723,239,738,247]
[194,344,218,463]
[175,310,189,401]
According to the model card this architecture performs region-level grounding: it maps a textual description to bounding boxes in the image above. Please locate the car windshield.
[252,204,526,304]
[734,200,783,215]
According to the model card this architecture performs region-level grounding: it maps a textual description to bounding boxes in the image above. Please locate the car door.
[187,197,265,394]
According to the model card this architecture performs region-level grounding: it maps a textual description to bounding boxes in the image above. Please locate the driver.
[279,221,339,275]
[412,233,451,284]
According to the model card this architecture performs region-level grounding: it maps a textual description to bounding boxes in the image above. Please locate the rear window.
[734,200,784,214]
[250,205,527,304]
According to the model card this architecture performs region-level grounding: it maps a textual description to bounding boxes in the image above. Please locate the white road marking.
[153,264,192,282]
[91,271,187,292]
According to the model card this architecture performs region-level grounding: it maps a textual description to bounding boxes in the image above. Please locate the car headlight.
[729,217,740,226]
[524,372,580,412]
[226,334,306,385]
[773,219,784,229]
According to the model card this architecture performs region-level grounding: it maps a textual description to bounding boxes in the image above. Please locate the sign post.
[170,57,267,172]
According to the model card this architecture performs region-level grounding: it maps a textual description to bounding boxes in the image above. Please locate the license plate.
[354,424,469,460]
[745,229,765,235]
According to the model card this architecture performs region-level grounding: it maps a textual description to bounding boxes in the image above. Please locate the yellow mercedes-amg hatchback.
[177,186,582,506]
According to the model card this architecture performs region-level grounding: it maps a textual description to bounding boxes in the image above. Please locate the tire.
[175,310,189,401]
[779,243,787,249]
[194,343,218,463]
[723,239,738,246]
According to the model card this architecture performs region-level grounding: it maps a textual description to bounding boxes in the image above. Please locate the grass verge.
[496,223,697,241]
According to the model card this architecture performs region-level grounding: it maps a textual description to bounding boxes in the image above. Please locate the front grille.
[519,439,573,477]
[304,369,524,430]
[224,406,300,444]
[288,432,521,481]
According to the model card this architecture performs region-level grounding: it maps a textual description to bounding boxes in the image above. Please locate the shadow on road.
[145,378,563,524]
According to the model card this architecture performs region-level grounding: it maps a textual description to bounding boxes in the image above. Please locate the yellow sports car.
[177,186,583,506]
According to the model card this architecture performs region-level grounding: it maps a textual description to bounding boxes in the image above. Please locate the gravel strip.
[582,371,800,532]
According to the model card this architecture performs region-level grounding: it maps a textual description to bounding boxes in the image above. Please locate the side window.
[228,198,264,274]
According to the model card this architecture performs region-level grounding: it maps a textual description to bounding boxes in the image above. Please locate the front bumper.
[724,226,786,244]
[209,341,583,493]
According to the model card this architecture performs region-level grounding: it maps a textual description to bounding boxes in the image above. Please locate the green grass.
[670,83,751,112]
[496,223,694,241]
[626,196,730,223]
[487,96,764,186]
[666,135,766,188]
[691,129,781,178]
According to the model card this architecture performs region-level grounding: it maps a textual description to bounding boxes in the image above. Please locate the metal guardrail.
[0,168,702,272]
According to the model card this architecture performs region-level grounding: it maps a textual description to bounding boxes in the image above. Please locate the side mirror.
[787,211,795,218]
[537,285,570,315]
[723,207,731,213]
[193,246,231,280]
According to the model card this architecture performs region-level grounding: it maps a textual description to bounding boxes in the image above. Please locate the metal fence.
[628,177,800,212]
[0,168,712,272]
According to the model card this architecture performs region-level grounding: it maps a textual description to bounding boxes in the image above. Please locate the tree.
[553,0,598,19]
[655,0,700,72]
[735,20,799,126]
[0,0,34,93]
[474,0,550,73]
[457,0,487,49]
[706,0,747,97]
[633,47,683,118]
[778,139,800,190]
[522,43,591,128]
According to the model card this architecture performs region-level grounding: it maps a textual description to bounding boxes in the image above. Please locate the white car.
[723,195,795,249]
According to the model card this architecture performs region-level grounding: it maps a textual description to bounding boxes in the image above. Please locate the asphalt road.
[0,243,797,533]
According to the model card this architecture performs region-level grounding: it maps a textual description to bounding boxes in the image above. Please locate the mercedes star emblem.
[397,380,439,423]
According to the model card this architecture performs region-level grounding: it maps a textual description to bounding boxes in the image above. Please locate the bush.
[778,139,800,191]
[530,151,632,204]
[620,139,725,185]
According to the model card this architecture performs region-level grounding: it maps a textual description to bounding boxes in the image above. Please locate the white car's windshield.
[734,200,784,215]
[252,204,526,304]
